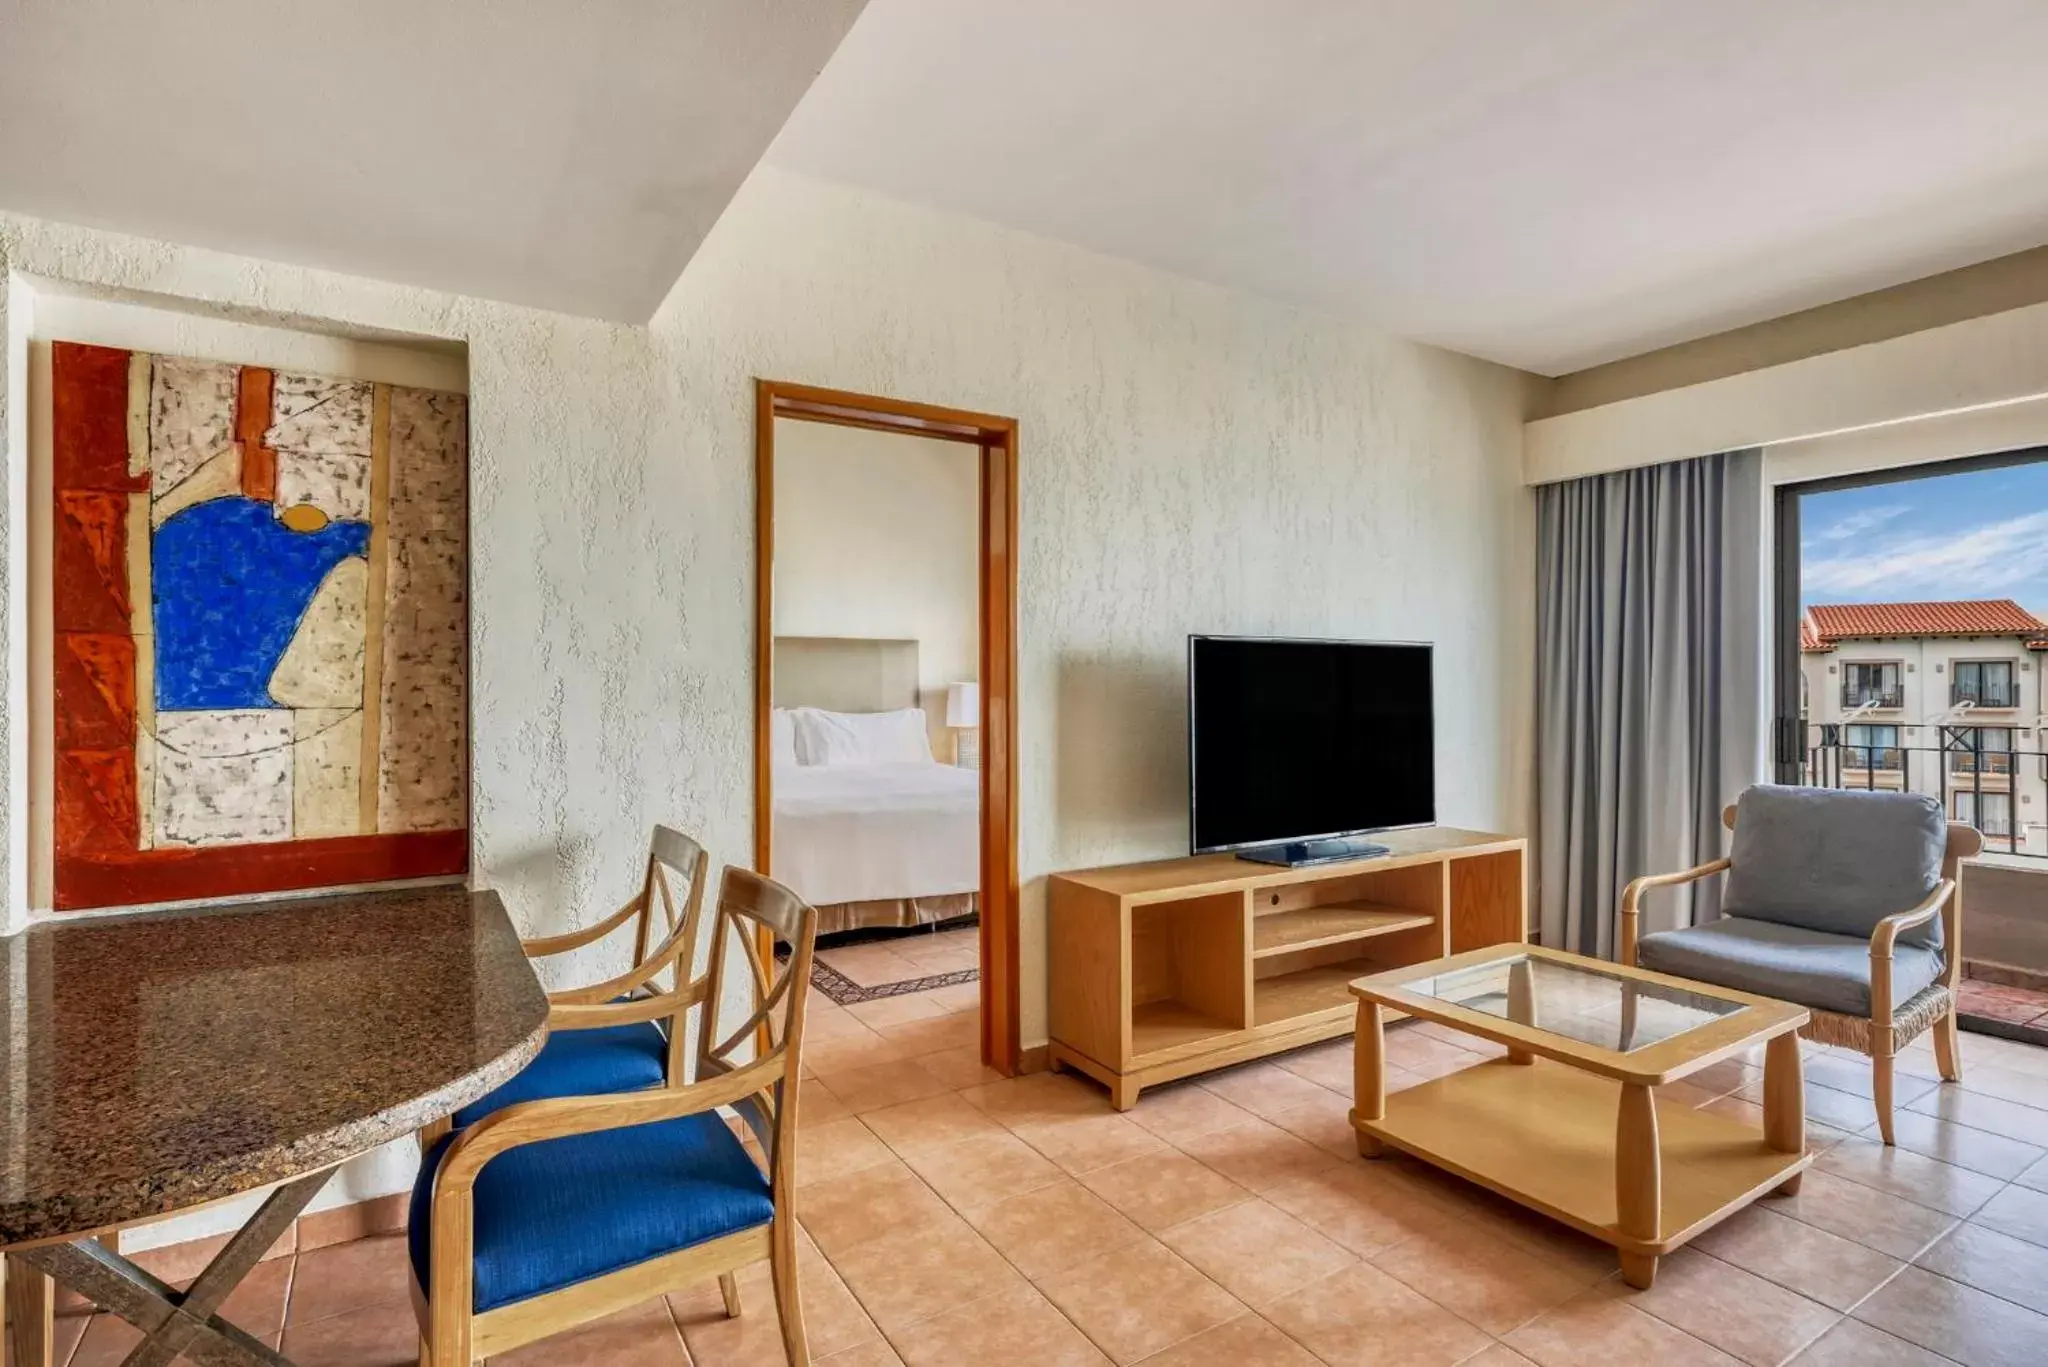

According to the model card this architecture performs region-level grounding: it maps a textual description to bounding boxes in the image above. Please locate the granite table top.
[0,885,548,1247]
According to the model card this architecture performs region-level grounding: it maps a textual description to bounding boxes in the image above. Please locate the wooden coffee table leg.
[1764,1030,1806,1194]
[1615,1082,1661,1289]
[1352,999,1386,1157]
[1506,959,1536,1065]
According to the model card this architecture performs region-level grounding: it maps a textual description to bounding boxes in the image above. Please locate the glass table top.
[1392,952,1746,1053]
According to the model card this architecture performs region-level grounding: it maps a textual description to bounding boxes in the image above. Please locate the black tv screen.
[1189,636,1435,854]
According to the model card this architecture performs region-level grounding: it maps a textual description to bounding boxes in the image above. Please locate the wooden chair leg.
[428,1298,470,1367]
[769,1218,809,1366]
[1933,1008,1963,1083]
[1872,1049,1896,1146]
[720,1271,743,1318]
[418,1333,432,1367]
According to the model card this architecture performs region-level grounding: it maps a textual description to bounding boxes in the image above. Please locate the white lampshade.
[945,681,980,728]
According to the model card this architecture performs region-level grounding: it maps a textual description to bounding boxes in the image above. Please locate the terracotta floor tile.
[817,943,926,985]
[1368,1220,1586,1336]
[1382,1029,1482,1074]
[810,1058,954,1114]
[923,982,983,1014]
[1080,1152,1254,1232]
[1267,1090,1371,1159]
[874,1012,980,1057]
[1915,1220,2048,1315]
[67,1314,146,1367]
[819,1341,905,1366]
[1907,1085,2048,1146]
[796,1118,898,1187]
[1017,1111,1169,1176]
[1789,1317,1953,1365]
[49,1312,88,1367]
[1504,1284,1742,1367]
[1261,1262,1493,1367]
[1802,1052,1940,1102]
[889,1283,1110,1366]
[1263,1162,1454,1257]
[915,1044,1005,1089]
[1732,1075,1896,1134]
[1274,1038,1360,1092]
[128,1227,295,1285]
[1699,1095,1855,1155]
[1159,1198,1356,1308]
[1036,1238,1246,1365]
[1871,1108,2045,1179]
[803,1030,920,1077]
[1691,1204,1904,1311]
[1125,1082,1257,1146]
[1853,1265,2048,1367]
[859,1092,1007,1157]
[845,992,949,1031]
[1198,1061,1343,1121]
[672,1250,880,1364]
[287,1233,411,1325]
[492,1297,690,1366]
[1970,1182,2048,1249]
[277,1295,422,1367]
[802,1075,855,1127]
[796,1159,954,1256]
[968,1178,1146,1280]
[1816,1137,2008,1217]
[1130,1312,1322,1366]
[1462,1346,1541,1367]
[901,1130,1065,1217]
[960,1073,1105,1126]
[1621,1248,1839,1367]
[1771,1169,1959,1259]
[828,1212,1024,1335]
[1174,1118,1341,1194]
[809,1004,885,1042]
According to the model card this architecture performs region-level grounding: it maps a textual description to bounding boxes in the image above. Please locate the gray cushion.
[1722,784,1945,949]
[1637,916,1944,1018]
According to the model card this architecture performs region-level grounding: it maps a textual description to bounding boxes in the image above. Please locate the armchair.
[1621,785,1980,1145]
[410,865,819,1365]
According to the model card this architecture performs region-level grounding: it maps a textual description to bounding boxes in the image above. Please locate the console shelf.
[1049,829,1528,1108]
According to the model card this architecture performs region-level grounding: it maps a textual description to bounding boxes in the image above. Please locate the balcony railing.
[1842,686,1905,709]
[1953,683,2021,708]
[1797,724,2043,857]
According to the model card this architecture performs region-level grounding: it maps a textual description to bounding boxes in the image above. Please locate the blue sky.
[1800,461,2048,615]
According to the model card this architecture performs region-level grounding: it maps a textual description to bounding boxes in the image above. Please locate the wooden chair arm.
[1867,879,1956,1023]
[547,979,707,1032]
[519,895,644,958]
[1618,858,1731,967]
[546,916,700,1006]
[433,1052,785,1196]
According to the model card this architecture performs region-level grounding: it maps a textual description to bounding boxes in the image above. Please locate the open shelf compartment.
[1129,890,1249,1061]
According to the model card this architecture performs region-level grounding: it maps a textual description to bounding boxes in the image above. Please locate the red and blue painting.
[51,342,469,910]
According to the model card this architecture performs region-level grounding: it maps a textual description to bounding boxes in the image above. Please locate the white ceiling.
[0,0,864,322]
[771,0,2048,374]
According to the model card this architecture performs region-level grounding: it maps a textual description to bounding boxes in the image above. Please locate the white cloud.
[1802,504,1910,548]
[1802,509,2048,599]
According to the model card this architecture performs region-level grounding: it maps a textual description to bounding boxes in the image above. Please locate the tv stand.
[1049,828,1527,1109]
[1237,836,1391,868]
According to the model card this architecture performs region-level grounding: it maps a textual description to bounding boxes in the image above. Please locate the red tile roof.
[1800,616,1827,652]
[1805,600,2048,644]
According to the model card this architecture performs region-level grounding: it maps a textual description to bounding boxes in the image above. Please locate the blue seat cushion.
[1638,916,1944,1018]
[1723,785,1946,949]
[409,1112,774,1313]
[452,1021,667,1127]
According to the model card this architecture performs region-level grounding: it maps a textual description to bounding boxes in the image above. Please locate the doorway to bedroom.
[755,381,1020,1076]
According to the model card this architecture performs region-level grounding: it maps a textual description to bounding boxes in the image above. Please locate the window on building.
[1955,790,2013,837]
[1949,726,2014,775]
[1843,724,1902,771]
[1952,660,2018,708]
[1842,661,1902,709]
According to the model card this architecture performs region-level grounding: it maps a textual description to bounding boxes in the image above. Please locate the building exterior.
[1799,600,2048,857]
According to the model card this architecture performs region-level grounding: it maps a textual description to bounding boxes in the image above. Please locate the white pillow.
[793,707,932,766]
[771,708,801,767]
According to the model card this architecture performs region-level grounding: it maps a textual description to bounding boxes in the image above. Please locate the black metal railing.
[1799,723,2043,858]
[1953,683,2021,708]
[1842,686,1906,709]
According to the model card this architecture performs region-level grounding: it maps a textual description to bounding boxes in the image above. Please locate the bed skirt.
[810,892,977,938]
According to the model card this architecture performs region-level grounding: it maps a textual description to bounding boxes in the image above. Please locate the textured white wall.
[652,167,1539,1044]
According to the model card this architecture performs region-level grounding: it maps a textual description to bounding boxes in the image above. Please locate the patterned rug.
[808,958,978,1007]
[781,920,980,1007]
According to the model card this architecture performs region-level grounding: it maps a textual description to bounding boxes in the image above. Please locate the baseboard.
[1017,1043,1051,1075]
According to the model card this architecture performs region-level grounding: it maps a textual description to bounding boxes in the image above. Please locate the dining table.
[0,884,548,1366]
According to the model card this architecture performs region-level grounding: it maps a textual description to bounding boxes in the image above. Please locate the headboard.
[773,636,920,714]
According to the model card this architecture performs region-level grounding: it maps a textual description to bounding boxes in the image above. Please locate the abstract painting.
[51,342,468,909]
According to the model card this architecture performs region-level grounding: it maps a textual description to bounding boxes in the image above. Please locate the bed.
[771,637,980,936]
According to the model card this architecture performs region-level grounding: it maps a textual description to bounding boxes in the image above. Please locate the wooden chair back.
[634,825,711,986]
[695,868,817,1184]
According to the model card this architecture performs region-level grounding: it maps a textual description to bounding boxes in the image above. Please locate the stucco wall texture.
[2,163,1535,1054]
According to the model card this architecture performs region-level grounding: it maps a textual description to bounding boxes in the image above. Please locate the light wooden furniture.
[1049,828,1527,1108]
[414,866,819,1365]
[1622,803,1981,1145]
[1349,944,1811,1290]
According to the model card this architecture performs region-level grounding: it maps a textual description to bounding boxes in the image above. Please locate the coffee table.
[1347,944,1811,1289]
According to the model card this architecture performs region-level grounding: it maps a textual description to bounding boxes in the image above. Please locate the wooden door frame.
[754,379,1022,1075]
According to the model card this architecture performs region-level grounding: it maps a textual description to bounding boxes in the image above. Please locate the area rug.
[781,920,980,1007]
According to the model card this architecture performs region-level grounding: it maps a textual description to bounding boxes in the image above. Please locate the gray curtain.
[1536,449,1765,958]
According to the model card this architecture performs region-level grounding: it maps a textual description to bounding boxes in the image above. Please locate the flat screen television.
[1189,635,1434,866]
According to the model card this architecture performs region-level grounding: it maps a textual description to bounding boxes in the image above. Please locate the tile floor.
[43,984,2048,1367]
[1956,977,2048,1037]
[813,925,981,1000]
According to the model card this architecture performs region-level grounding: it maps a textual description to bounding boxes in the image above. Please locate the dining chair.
[422,826,711,1150]
[1620,784,1980,1145]
[409,866,819,1366]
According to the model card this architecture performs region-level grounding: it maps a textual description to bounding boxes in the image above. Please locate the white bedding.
[772,761,980,908]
